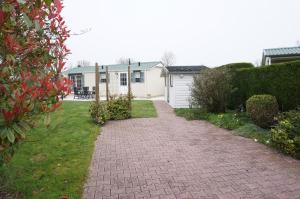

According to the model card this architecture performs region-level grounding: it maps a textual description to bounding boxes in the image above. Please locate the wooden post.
[95,63,100,103]
[106,66,109,101]
[128,59,132,110]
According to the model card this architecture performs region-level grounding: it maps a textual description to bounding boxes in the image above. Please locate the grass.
[175,108,271,144]
[0,101,100,199]
[131,100,157,118]
[0,100,157,199]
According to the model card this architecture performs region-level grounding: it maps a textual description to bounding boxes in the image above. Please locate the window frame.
[100,72,107,83]
[120,73,127,86]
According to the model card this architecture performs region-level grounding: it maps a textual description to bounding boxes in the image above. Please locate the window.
[76,75,83,88]
[133,70,141,82]
[132,70,144,83]
[120,73,127,86]
[69,74,83,89]
[100,72,106,83]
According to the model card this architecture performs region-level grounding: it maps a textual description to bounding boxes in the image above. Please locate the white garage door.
[174,74,193,108]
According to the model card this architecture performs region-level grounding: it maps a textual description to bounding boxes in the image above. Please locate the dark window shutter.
[141,71,144,82]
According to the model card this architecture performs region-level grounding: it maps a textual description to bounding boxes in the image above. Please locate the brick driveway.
[83,101,300,199]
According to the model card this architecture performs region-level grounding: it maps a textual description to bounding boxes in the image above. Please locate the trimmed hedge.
[246,95,279,128]
[229,61,300,111]
[219,62,255,71]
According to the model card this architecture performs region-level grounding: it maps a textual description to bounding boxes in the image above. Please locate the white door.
[174,74,193,108]
[119,72,128,95]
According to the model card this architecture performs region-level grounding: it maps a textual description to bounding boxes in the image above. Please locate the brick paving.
[83,101,300,199]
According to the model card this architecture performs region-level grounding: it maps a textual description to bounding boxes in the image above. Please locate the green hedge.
[230,61,300,111]
[219,62,255,71]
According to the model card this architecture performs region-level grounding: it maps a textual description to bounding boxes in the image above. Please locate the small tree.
[161,51,175,66]
[0,0,71,163]
[192,68,232,113]
[77,60,91,67]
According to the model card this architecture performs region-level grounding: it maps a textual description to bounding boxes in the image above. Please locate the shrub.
[0,0,70,164]
[230,61,300,111]
[107,96,131,120]
[271,109,300,158]
[246,95,279,128]
[89,102,109,125]
[192,68,232,113]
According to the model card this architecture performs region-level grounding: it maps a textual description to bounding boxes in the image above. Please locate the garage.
[165,65,207,108]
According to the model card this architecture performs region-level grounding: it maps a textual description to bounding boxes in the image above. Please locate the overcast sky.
[62,0,300,68]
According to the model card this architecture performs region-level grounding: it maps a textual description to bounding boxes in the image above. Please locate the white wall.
[145,66,165,97]
[79,65,165,98]
[168,74,194,108]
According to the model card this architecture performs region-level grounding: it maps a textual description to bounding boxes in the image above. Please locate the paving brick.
[83,101,300,199]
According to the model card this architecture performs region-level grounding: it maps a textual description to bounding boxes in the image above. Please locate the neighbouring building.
[63,61,165,98]
[164,65,207,108]
[262,46,300,66]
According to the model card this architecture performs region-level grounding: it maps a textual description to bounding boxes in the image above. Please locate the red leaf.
[54,0,63,14]
[2,110,14,122]
[4,35,21,52]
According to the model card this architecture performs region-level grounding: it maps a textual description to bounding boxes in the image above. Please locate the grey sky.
[62,0,300,67]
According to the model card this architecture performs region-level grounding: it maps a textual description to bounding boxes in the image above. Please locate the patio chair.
[73,87,82,99]
[83,87,91,99]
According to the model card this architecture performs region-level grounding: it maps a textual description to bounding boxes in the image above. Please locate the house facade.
[63,62,165,98]
[262,46,300,66]
[164,65,207,108]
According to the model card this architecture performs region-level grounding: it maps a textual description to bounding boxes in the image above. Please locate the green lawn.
[0,102,100,199]
[131,100,157,118]
[175,108,271,145]
[0,100,157,199]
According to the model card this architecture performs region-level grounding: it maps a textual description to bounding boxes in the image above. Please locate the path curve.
[83,101,300,199]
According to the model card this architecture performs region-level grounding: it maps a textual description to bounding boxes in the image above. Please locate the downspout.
[167,72,170,102]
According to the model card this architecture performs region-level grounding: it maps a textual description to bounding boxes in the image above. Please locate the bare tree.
[116,57,136,64]
[77,60,91,67]
[161,51,176,66]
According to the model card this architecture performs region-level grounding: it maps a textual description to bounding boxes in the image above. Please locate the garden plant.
[0,0,71,164]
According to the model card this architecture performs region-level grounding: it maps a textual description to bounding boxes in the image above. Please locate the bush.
[230,61,300,111]
[0,0,70,164]
[192,68,232,113]
[271,109,300,158]
[89,102,109,125]
[246,95,279,128]
[107,96,131,120]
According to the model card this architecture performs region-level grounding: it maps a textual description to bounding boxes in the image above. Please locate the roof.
[63,61,161,75]
[166,65,207,73]
[263,47,300,57]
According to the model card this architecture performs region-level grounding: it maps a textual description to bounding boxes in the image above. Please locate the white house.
[165,65,207,108]
[63,61,165,98]
[262,46,300,66]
